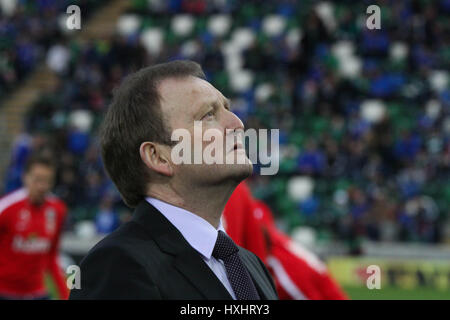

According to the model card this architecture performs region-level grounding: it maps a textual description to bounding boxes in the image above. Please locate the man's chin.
[203,161,252,184]
[228,161,253,181]
[29,197,45,205]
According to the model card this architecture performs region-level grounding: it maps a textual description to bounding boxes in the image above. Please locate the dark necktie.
[212,230,260,300]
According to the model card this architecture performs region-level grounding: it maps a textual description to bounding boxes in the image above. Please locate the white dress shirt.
[146,197,237,299]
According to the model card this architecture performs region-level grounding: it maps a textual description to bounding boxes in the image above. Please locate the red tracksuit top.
[0,188,68,299]
[223,181,348,300]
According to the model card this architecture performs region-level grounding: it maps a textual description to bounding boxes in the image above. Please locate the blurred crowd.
[0,0,103,99]
[2,0,450,245]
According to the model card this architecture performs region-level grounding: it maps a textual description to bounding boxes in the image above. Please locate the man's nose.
[37,181,49,192]
[225,110,245,132]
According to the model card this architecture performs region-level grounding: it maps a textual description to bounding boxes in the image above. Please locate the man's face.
[158,75,253,186]
[23,164,55,205]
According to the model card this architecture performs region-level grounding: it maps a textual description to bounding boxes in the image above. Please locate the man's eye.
[202,111,215,120]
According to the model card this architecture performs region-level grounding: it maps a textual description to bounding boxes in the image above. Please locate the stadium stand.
[0,0,107,100]
[1,0,450,250]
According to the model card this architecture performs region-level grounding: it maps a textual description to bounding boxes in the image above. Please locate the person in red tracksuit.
[223,181,348,300]
[0,154,68,300]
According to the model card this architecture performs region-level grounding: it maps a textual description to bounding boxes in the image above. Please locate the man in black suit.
[69,60,278,300]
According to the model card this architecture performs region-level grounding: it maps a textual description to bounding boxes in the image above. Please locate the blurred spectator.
[95,194,120,234]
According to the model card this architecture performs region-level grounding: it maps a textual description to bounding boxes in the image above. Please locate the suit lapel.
[238,249,276,300]
[132,200,233,300]
[173,245,233,300]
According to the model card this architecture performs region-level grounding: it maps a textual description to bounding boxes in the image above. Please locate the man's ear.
[139,141,174,177]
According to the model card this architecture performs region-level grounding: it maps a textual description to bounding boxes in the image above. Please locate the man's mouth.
[232,142,244,151]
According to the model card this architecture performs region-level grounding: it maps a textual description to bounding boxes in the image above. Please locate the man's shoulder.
[0,188,28,217]
[237,245,265,268]
[81,220,159,268]
[44,194,67,215]
[237,245,279,300]
[70,220,164,300]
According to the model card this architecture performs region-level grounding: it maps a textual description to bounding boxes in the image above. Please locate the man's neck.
[147,181,238,229]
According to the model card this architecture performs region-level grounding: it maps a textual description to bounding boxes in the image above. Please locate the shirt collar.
[146,197,225,260]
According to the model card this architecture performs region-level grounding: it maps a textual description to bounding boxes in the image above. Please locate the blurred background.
[1,0,450,299]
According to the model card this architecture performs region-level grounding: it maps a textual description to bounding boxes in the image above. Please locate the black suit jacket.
[69,200,278,300]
